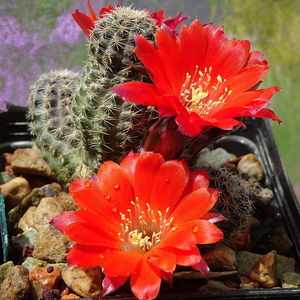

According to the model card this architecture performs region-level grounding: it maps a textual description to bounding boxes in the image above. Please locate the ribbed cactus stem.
[27,70,92,183]
[71,6,158,168]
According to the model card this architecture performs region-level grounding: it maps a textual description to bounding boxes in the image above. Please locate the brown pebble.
[224,280,238,289]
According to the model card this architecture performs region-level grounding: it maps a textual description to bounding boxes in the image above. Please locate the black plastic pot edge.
[1,107,300,299]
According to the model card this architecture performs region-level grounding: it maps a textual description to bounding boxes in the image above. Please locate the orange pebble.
[61,293,80,299]
[29,266,62,289]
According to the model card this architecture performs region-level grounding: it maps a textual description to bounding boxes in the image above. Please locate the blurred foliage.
[209,0,300,184]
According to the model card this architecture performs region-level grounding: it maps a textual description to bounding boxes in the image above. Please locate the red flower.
[111,20,281,137]
[51,152,224,300]
[72,2,187,36]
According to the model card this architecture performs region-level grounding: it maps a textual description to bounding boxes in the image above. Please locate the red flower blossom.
[72,2,187,36]
[111,19,281,137]
[51,152,224,300]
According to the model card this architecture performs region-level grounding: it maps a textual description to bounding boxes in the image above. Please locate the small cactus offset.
[71,6,158,169]
[27,6,159,185]
[207,166,256,235]
[27,70,93,183]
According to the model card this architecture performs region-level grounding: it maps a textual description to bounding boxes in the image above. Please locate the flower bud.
[142,117,185,160]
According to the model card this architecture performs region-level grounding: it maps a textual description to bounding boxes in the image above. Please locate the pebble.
[281,272,300,288]
[7,184,61,234]
[55,192,78,212]
[62,266,103,297]
[22,257,47,273]
[0,261,14,286]
[0,177,32,211]
[236,251,295,278]
[39,286,60,300]
[61,293,80,299]
[29,266,62,289]
[0,171,15,185]
[239,276,260,289]
[0,265,30,300]
[265,226,293,256]
[198,280,232,291]
[18,206,37,232]
[10,148,54,179]
[32,224,73,263]
[202,242,236,271]
[237,154,264,181]
[197,147,231,167]
[29,280,43,300]
[14,227,38,247]
[32,197,65,231]
[249,250,278,288]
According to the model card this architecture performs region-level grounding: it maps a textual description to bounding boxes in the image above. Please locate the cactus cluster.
[207,166,256,235]
[27,6,158,185]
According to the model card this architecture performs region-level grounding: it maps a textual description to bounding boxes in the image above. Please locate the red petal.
[192,256,210,279]
[226,64,269,93]
[67,244,111,268]
[146,249,176,273]
[72,9,94,36]
[209,39,251,79]
[170,188,219,223]
[69,179,120,225]
[179,20,207,73]
[87,0,97,21]
[101,275,128,297]
[119,152,140,184]
[173,246,202,266]
[178,219,224,244]
[203,23,228,64]
[251,107,282,122]
[150,159,190,213]
[137,32,180,93]
[130,256,162,300]
[101,251,142,277]
[182,169,210,197]
[50,211,82,233]
[175,113,203,137]
[100,5,117,18]
[202,212,227,223]
[97,161,134,213]
[70,210,120,240]
[158,230,197,250]
[110,82,164,107]
[133,152,165,212]
[63,222,121,248]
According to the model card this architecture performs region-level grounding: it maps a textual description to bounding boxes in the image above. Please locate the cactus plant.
[27,6,159,185]
[207,166,256,235]
[26,69,91,184]
[71,6,158,169]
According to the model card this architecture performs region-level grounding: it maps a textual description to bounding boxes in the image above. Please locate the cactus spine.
[27,6,159,185]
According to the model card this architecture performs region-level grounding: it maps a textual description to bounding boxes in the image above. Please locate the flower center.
[179,66,232,116]
[118,198,175,254]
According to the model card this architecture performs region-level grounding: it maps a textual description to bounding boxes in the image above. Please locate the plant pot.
[1,105,300,299]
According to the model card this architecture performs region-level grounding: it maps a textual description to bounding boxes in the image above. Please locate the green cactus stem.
[71,6,158,170]
[27,69,93,184]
